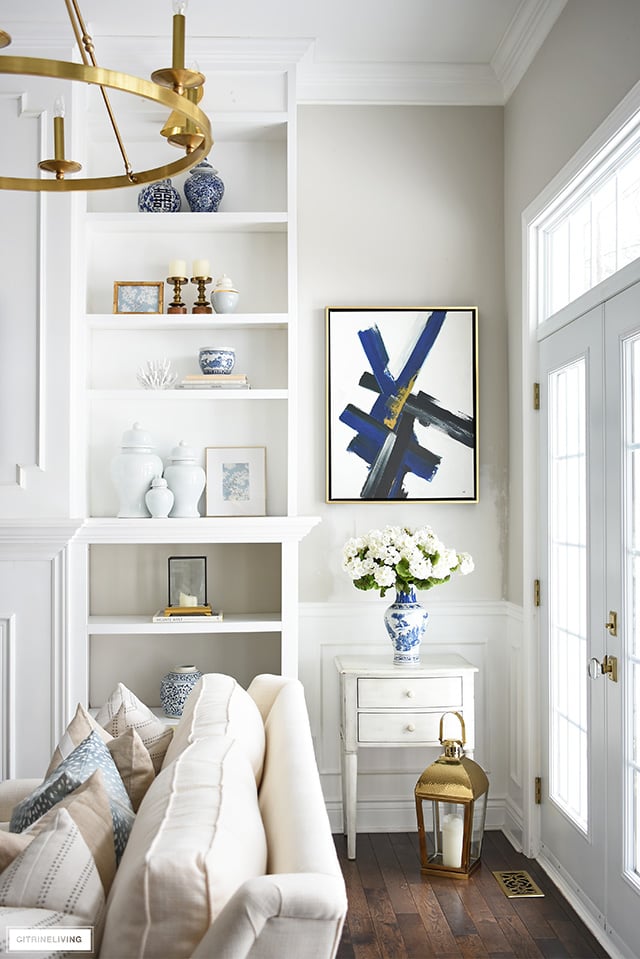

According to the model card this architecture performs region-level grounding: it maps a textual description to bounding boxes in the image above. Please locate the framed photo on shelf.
[113,281,164,314]
[325,306,478,504]
[167,556,207,608]
[205,446,266,516]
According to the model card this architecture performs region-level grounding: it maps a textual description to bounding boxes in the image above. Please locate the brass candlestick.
[191,275,212,313]
[167,275,188,314]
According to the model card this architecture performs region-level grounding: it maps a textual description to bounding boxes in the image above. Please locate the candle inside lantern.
[192,259,209,278]
[442,813,464,868]
[169,259,187,278]
[179,591,198,607]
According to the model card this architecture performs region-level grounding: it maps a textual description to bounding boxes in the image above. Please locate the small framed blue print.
[113,281,164,314]
[205,446,266,516]
[325,306,478,503]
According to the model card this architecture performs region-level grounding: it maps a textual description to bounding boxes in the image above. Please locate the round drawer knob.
[405,689,415,698]
[406,723,416,732]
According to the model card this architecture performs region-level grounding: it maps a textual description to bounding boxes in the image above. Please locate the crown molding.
[297,61,503,106]
[492,0,568,102]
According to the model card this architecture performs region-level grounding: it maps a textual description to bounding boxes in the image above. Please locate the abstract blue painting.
[325,307,478,502]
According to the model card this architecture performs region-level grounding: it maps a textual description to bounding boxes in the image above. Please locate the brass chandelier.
[0,0,212,192]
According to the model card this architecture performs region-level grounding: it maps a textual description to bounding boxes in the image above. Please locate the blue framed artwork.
[325,307,478,503]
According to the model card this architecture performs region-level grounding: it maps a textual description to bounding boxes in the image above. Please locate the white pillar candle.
[441,813,464,868]
[192,258,210,278]
[179,591,198,607]
[169,259,187,278]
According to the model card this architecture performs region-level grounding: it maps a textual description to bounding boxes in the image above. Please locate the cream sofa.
[0,673,347,959]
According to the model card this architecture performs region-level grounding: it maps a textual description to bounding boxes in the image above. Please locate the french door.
[539,280,640,956]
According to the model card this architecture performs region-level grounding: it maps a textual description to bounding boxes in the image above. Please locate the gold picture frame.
[113,281,164,314]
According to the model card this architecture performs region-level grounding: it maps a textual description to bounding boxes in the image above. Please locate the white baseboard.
[326,796,506,834]
[536,849,631,959]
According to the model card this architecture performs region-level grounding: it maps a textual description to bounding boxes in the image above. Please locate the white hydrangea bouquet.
[342,525,474,598]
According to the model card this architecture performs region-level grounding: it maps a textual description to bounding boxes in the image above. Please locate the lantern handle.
[439,710,466,746]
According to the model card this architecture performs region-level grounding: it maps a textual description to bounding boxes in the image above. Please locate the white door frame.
[520,80,640,862]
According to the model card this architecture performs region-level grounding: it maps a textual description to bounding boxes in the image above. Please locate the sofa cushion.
[25,771,117,894]
[0,807,105,922]
[9,732,134,864]
[96,684,173,773]
[161,673,265,780]
[46,703,112,777]
[100,736,267,959]
[107,727,155,812]
[0,906,98,959]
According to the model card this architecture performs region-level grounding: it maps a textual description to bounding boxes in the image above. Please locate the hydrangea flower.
[342,525,474,597]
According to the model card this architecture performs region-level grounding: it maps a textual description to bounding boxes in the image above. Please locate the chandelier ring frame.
[0,56,212,191]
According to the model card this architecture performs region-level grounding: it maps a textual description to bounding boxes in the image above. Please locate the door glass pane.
[624,335,640,879]
[548,357,588,831]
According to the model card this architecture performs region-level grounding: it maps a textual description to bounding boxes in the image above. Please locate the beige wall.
[296,105,507,602]
[505,0,640,603]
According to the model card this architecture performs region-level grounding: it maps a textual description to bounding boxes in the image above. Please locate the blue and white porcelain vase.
[160,664,202,717]
[184,158,224,212]
[137,178,181,212]
[383,587,429,667]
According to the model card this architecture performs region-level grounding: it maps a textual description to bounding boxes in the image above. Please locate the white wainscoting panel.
[300,600,509,833]
[0,616,15,780]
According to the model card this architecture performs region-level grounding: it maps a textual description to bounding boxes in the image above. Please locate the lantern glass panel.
[470,790,488,864]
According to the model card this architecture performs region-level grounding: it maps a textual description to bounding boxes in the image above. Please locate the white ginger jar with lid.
[164,440,205,517]
[145,476,174,518]
[110,422,163,518]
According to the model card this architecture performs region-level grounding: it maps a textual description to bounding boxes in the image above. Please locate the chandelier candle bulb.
[172,1,187,71]
[53,97,65,160]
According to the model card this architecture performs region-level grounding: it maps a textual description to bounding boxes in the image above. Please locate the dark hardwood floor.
[333,830,610,959]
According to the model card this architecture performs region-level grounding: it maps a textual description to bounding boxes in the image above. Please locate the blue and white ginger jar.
[160,665,202,717]
[137,178,181,212]
[383,587,429,667]
[184,158,224,212]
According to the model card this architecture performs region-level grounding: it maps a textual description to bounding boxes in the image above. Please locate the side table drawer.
[358,711,442,744]
[357,676,462,709]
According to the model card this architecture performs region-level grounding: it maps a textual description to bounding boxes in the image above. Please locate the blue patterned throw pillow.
[9,730,135,862]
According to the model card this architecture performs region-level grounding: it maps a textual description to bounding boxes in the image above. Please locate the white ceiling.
[7,0,567,104]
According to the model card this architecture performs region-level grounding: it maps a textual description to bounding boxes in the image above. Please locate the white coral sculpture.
[136,358,177,390]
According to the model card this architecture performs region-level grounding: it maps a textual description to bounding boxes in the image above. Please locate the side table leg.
[344,750,358,859]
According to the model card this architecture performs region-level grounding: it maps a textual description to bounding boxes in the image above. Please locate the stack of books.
[178,374,250,390]
[152,608,224,623]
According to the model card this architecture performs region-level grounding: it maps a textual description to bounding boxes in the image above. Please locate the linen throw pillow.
[0,807,105,922]
[46,703,113,778]
[10,732,134,863]
[25,771,117,894]
[96,683,173,773]
[0,833,32,872]
[106,727,155,812]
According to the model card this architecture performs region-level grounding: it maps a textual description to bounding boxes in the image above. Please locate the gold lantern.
[414,711,489,879]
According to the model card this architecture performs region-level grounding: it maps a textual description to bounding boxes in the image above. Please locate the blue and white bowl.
[198,347,236,374]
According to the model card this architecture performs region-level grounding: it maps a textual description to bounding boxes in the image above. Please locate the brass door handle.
[588,655,618,683]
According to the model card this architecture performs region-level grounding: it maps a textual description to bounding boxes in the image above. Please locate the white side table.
[335,654,478,859]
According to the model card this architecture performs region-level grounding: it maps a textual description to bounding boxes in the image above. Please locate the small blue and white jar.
[160,665,202,717]
[137,178,181,213]
[184,158,224,212]
[198,346,236,374]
